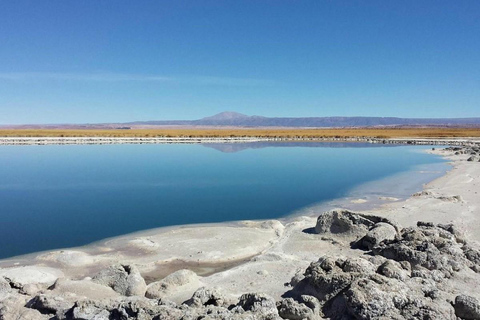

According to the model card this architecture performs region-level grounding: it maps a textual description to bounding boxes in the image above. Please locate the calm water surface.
[0,142,446,259]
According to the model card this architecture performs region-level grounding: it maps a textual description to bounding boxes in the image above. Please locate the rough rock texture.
[184,287,230,308]
[455,295,480,320]
[372,221,480,277]
[360,222,397,250]
[283,211,480,319]
[315,210,398,243]
[3,208,480,319]
[238,293,279,318]
[92,264,147,297]
[0,277,11,295]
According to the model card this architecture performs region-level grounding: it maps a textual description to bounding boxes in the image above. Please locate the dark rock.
[455,295,480,320]
[238,293,279,317]
[26,294,74,318]
[315,210,398,241]
[276,298,315,320]
[184,287,227,307]
[360,222,398,250]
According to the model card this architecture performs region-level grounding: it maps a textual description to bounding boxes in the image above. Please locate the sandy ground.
[0,146,479,305]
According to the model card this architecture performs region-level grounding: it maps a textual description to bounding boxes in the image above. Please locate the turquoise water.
[0,142,445,259]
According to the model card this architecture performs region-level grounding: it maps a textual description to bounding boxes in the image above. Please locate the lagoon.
[0,142,446,259]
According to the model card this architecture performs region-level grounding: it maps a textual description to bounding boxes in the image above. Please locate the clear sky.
[0,1,479,124]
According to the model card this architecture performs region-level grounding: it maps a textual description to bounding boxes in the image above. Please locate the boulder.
[360,222,397,250]
[71,300,111,320]
[50,278,119,300]
[0,276,11,295]
[184,287,228,307]
[315,210,374,237]
[26,294,75,319]
[315,210,398,242]
[376,260,410,281]
[0,292,50,320]
[92,264,146,296]
[238,293,279,317]
[276,298,316,320]
[371,223,474,277]
[455,295,480,320]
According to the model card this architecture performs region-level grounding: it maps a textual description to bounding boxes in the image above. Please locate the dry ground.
[1,128,480,138]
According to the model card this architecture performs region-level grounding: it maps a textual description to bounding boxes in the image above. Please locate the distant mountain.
[200,111,252,121]
[3,112,480,129]
[187,113,480,127]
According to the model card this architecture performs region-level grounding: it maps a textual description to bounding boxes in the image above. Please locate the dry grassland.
[0,128,480,139]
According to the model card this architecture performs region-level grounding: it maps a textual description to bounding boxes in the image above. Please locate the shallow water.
[0,142,446,259]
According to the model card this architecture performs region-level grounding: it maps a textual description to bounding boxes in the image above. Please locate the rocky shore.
[1,145,480,319]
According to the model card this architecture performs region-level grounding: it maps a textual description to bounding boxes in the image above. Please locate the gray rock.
[0,292,50,320]
[71,300,111,320]
[0,266,63,288]
[315,210,374,238]
[361,222,398,250]
[26,294,74,319]
[289,256,364,302]
[0,277,11,294]
[92,264,147,296]
[467,156,479,162]
[371,223,472,277]
[277,298,316,320]
[455,295,480,320]
[184,287,227,307]
[376,260,409,281]
[315,210,398,243]
[238,293,279,317]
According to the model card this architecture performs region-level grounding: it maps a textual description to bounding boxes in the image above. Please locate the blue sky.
[0,1,479,124]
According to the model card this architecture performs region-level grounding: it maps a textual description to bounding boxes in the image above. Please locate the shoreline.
[1,144,480,319]
[1,136,480,146]
[0,146,449,265]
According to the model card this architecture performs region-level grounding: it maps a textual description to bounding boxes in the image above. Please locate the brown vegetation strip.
[1,128,480,138]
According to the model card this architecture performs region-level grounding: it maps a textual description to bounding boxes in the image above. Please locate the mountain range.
[124,111,480,128]
[3,111,480,129]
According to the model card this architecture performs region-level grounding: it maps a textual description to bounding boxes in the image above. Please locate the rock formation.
[2,208,480,319]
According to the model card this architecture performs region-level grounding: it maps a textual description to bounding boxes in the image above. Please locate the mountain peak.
[200,111,250,121]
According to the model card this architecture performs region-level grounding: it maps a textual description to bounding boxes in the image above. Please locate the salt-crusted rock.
[376,260,410,281]
[238,293,279,318]
[0,292,50,320]
[315,210,373,237]
[92,264,146,296]
[50,278,119,300]
[454,295,480,320]
[371,222,477,277]
[0,266,64,288]
[315,210,398,243]
[146,269,200,299]
[276,298,316,320]
[184,287,228,307]
[26,293,75,319]
[71,300,111,320]
[0,277,11,295]
[360,222,398,250]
